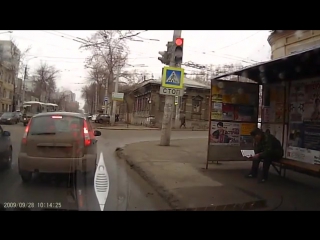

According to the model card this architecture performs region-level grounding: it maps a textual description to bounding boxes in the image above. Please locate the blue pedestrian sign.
[161,66,184,89]
[104,96,108,102]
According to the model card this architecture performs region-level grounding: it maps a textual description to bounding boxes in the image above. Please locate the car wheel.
[4,149,12,170]
[98,119,103,124]
[20,171,32,183]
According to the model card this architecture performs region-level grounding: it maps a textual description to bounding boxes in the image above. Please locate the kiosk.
[206,47,320,175]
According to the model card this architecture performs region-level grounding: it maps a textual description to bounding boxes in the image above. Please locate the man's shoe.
[245,174,257,178]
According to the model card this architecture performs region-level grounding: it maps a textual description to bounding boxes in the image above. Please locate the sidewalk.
[116,138,320,211]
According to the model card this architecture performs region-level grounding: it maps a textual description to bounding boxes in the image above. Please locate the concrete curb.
[115,146,268,211]
[97,127,158,130]
[98,127,207,131]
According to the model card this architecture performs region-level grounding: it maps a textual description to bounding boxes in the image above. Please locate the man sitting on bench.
[246,128,284,183]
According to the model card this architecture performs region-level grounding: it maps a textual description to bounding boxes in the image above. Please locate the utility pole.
[160,30,183,146]
[95,83,98,113]
[103,75,110,115]
[21,65,28,104]
[110,65,120,125]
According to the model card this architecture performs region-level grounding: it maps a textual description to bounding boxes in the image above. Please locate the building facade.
[0,64,14,112]
[268,30,320,59]
[0,40,21,70]
[119,78,211,129]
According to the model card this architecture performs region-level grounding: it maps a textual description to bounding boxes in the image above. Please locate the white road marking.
[94,152,110,211]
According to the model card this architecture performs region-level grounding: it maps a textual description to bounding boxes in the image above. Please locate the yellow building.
[0,64,14,112]
[268,30,320,59]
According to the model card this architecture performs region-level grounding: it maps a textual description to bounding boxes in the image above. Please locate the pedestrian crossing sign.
[161,66,184,89]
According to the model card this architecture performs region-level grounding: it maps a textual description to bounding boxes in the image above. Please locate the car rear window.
[29,115,83,134]
[1,112,14,117]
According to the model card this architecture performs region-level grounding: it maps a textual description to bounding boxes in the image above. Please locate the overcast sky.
[0,30,271,108]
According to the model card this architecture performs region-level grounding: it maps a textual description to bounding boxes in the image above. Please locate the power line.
[213,31,262,51]
[24,54,155,60]
[41,30,87,44]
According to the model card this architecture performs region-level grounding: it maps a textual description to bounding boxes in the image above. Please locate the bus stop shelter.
[206,46,320,176]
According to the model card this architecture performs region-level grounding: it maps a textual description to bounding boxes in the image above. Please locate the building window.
[192,96,203,113]
[180,97,187,112]
[9,91,12,99]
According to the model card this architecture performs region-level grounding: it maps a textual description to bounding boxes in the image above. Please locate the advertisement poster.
[211,81,259,106]
[270,85,285,122]
[240,123,256,147]
[262,85,285,123]
[212,84,223,102]
[240,123,256,136]
[302,120,320,151]
[210,121,240,146]
[287,79,320,164]
[222,103,234,120]
[262,107,270,123]
[211,102,222,120]
[289,102,304,122]
[234,105,255,122]
[274,104,285,122]
[289,82,305,102]
[303,81,320,121]
[270,86,284,104]
[211,111,222,120]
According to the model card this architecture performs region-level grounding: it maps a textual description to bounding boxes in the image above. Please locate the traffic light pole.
[160,30,182,146]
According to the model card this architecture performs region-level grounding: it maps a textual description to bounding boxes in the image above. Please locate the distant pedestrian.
[180,115,186,128]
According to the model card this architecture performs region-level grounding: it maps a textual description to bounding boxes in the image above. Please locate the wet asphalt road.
[0,123,207,211]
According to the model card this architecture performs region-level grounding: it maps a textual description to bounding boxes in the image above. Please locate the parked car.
[0,112,20,124]
[91,114,98,122]
[95,114,110,124]
[18,112,102,183]
[0,126,12,170]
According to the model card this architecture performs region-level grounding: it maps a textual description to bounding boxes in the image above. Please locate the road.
[0,123,207,211]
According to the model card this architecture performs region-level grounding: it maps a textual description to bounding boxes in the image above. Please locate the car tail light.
[22,120,31,144]
[83,121,93,147]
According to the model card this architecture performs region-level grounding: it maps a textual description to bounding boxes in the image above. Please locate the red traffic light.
[175,38,183,46]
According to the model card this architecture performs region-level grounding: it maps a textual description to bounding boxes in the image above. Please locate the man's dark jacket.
[254,133,284,159]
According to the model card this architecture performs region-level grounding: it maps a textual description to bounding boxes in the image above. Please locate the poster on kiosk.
[207,79,259,163]
[286,79,320,164]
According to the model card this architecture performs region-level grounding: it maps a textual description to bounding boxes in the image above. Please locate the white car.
[91,114,98,121]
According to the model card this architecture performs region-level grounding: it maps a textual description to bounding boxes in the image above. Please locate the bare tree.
[33,62,59,101]
[81,84,96,113]
[85,63,109,109]
[80,30,133,112]
[52,90,67,109]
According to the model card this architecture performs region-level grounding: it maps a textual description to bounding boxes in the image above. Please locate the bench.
[270,159,320,178]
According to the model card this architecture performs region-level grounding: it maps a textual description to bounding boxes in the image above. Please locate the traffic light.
[158,51,169,65]
[158,41,172,65]
[174,37,184,65]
